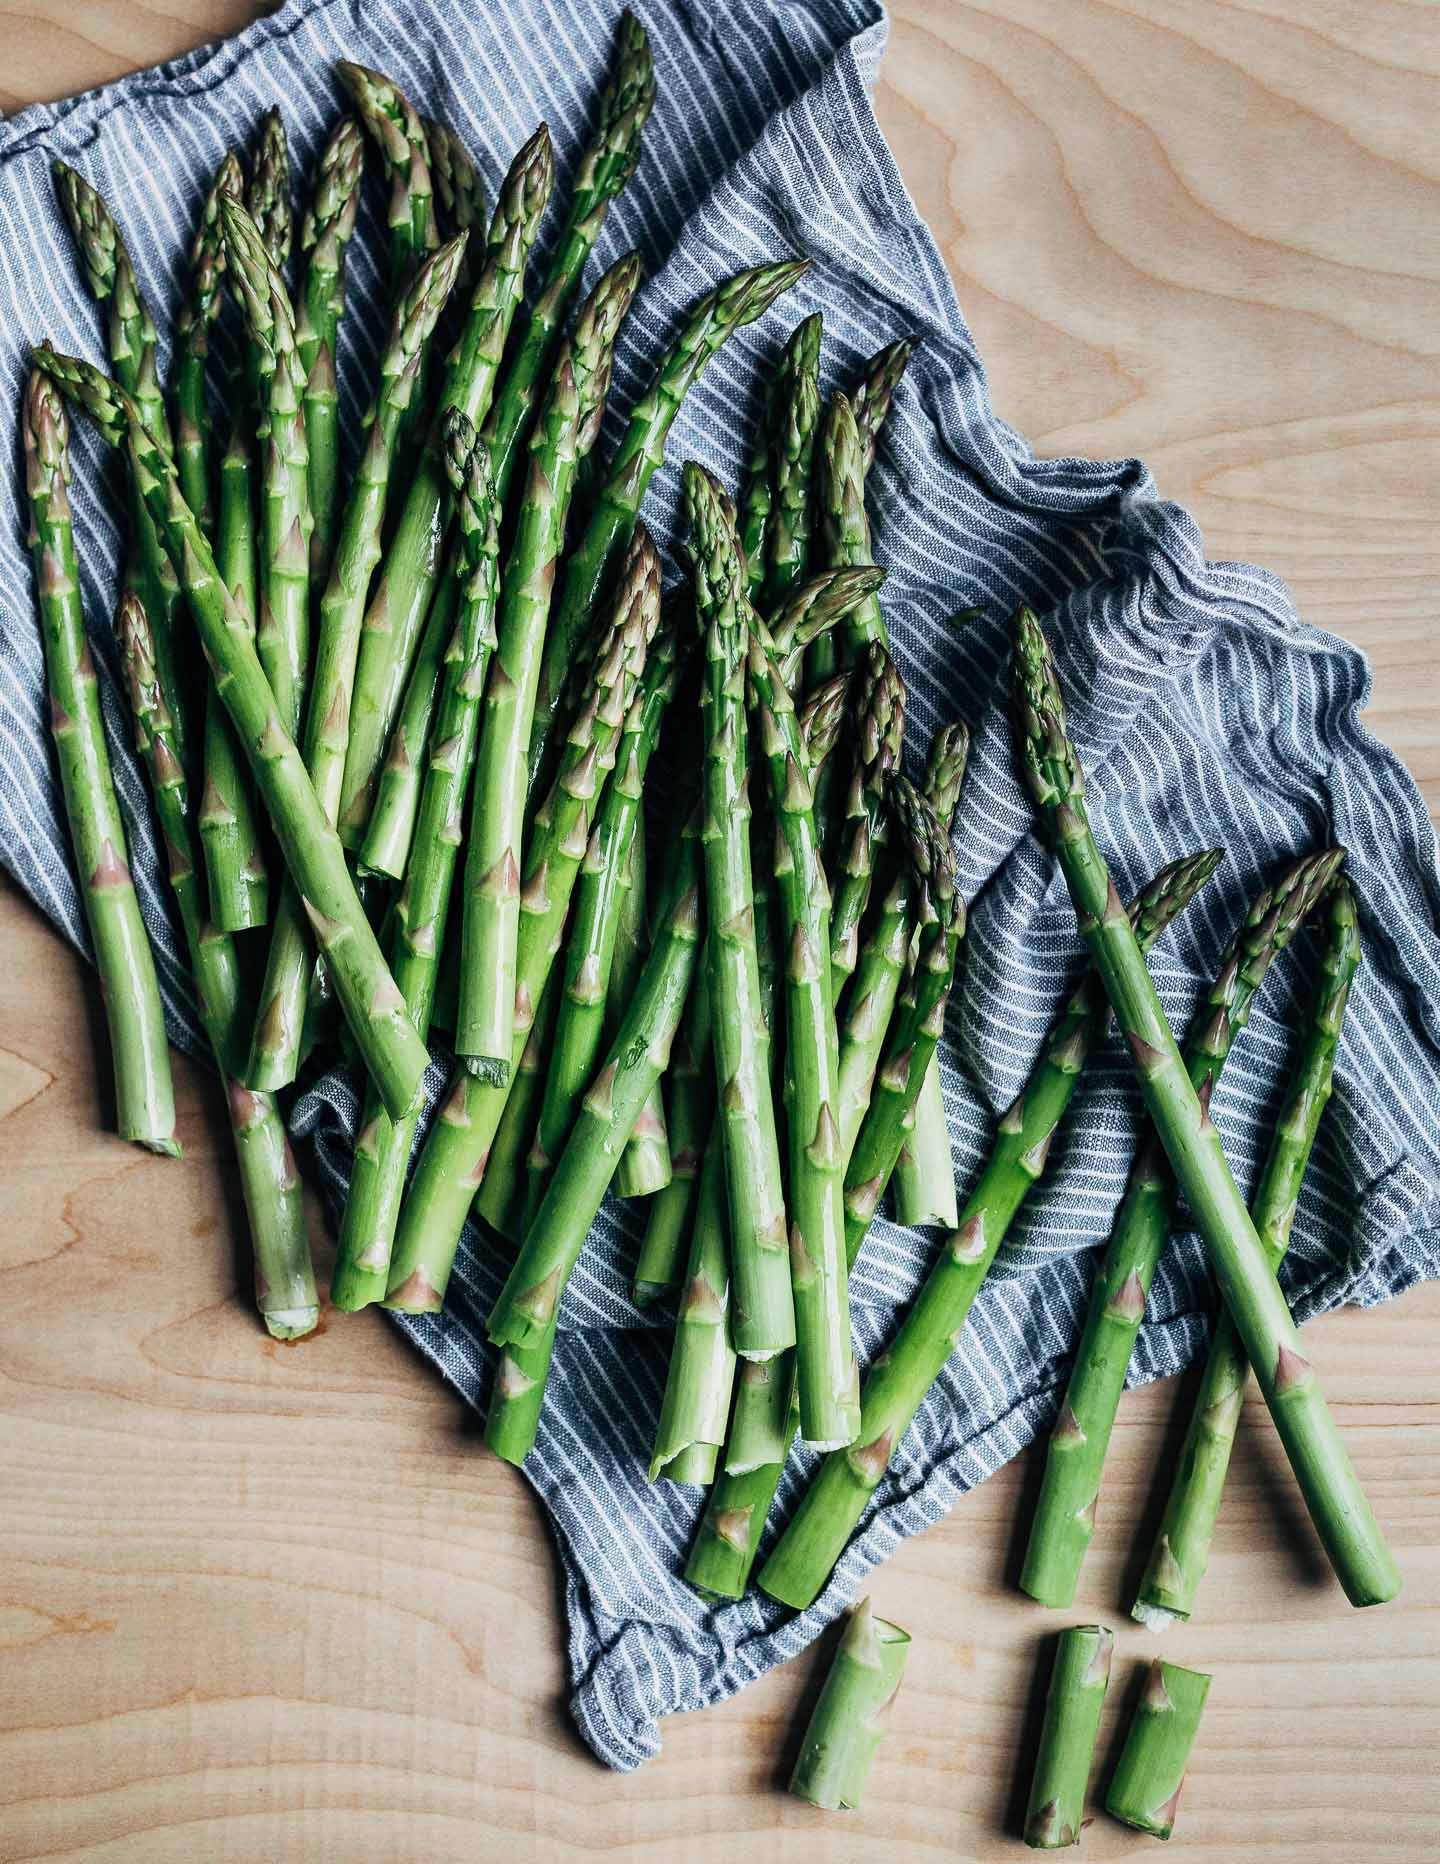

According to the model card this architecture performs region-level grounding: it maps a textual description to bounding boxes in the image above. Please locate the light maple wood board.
[2,3,1437,1860]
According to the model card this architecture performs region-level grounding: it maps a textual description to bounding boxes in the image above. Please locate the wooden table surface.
[3,4,1437,1859]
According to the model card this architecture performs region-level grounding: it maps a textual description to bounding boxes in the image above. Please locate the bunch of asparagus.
[27,11,1397,1659]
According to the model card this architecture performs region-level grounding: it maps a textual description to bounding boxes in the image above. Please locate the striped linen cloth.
[3,0,1439,1772]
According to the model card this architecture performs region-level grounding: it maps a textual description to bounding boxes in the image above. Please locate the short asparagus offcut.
[789,1598,910,1812]
[455,250,643,1082]
[337,124,554,854]
[1019,845,1345,1612]
[116,591,316,1337]
[22,370,179,1159]
[1011,604,1398,1613]
[1134,877,1363,1630]
[1105,1661,1212,1841]
[1023,1625,1114,1850]
[756,846,1222,1611]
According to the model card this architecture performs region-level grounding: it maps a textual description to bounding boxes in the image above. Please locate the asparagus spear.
[1105,1661,1211,1840]
[1023,1625,1114,1849]
[55,365,432,1119]
[608,832,674,1197]
[524,623,681,1224]
[22,372,179,1157]
[736,392,773,603]
[484,835,703,1449]
[684,464,794,1360]
[648,1129,736,1484]
[474,971,562,1243]
[747,632,858,1446]
[456,252,642,1081]
[383,528,661,1312]
[424,118,487,262]
[753,847,1221,1610]
[1134,879,1362,1630]
[797,667,854,767]
[337,126,553,850]
[763,313,822,608]
[633,951,713,1302]
[829,643,906,984]
[850,337,914,476]
[1020,848,1343,1610]
[173,152,243,535]
[833,857,915,1165]
[52,162,189,760]
[525,258,810,797]
[296,115,364,586]
[769,568,886,692]
[219,197,318,1094]
[116,592,316,1336]
[245,109,293,270]
[337,63,438,287]
[332,414,500,1309]
[893,720,970,1229]
[816,390,886,657]
[176,154,271,933]
[1015,606,1398,1610]
[789,1598,910,1811]
[358,565,458,880]
[483,10,656,504]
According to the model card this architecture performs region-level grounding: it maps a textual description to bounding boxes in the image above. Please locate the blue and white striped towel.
[3,0,1438,1773]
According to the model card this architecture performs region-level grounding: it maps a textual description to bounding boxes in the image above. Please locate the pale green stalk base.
[892,1054,957,1227]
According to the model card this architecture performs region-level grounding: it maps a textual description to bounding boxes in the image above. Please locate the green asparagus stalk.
[1020,848,1343,1611]
[424,118,487,262]
[755,846,1222,1610]
[789,1598,910,1811]
[609,832,674,1197]
[1105,1661,1211,1840]
[840,777,963,1262]
[484,837,703,1446]
[525,258,810,797]
[331,414,500,1309]
[73,371,433,1119]
[763,313,821,608]
[849,337,914,476]
[337,63,439,287]
[1134,879,1362,1630]
[797,667,853,768]
[304,236,467,838]
[633,949,713,1302]
[1024,1624,1114,1849]
[358,566,458,880]
[336,126,553,850]
[175,154,270,932]
[173,152,244,535]
[748,632,858,1446]
[736,396,773,602]
[524,622,681,1224]
[769,568,885,692]
[52,162,189,760]
[220,197,317,1094]
[296,115,364,586]
[245,109,292,270]
[456,252,643,1080]
[1013,606,1398,1610]
[893,720,970,1229]
[685,463,794,1360]
[23,372,179,1157]
[383,527,661,1312]
[829,643,906,983]
[483,10,656,504]
[649,1134,737,1484]
[816,390,886,657]
[474,970,561,1243]
[833,857,915,1165]
[116,591,316,1336]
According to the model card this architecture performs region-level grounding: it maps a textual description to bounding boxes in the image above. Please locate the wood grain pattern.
[2,4,1437,1859]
